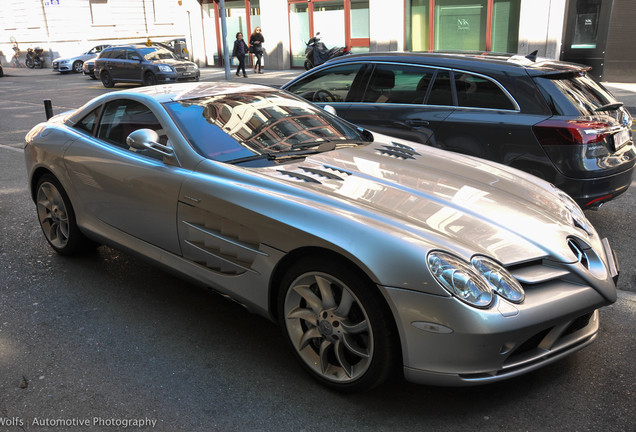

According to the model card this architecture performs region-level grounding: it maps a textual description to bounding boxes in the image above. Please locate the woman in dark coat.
[232,32,249,77]
[249,27,264,73]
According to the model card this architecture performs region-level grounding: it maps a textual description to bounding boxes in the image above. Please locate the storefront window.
[434,0,487,50]
[571,0,601,49]
[350,0,369,39]
[407,0,520,53]
[408,0,429,52]
[289,2,310,68]
[492,0,520,53]
[313,1,345,49]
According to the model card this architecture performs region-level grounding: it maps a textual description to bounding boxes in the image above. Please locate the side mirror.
[323,105,337,116]
[126,129,173,156]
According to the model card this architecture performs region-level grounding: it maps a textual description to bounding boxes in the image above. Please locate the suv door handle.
[405,119,430,128]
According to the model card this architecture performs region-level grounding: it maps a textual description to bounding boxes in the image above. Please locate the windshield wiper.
[226,145,335,165]
[595,102,624,112]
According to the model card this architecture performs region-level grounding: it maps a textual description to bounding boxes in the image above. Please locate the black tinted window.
[99,50,113,59]
[539,74,617,115]
[454,72,516,110]
[363,64,435,104]
[285,64,366,103]
[427,70,453,106]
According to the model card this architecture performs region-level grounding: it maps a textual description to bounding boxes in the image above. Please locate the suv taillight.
[532,118,616,146]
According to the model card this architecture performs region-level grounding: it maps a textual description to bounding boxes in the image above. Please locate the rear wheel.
[35,174,96,255]
[72,60,83,73]
[100,71,114,88]
[279,256,398,392]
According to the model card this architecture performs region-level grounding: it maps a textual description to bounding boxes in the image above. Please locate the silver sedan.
[24,83,619,392]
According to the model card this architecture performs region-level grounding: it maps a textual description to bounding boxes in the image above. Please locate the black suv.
[282,52,635,209]
[95,43,199,88]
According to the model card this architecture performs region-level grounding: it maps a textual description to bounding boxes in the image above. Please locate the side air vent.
[376,142,421,160]
[277,170,322,184]
[299,166,345,181]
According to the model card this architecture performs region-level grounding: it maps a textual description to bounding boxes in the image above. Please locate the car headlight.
[158,65,173,72]
[427,252,493,308]
[471,256,525,303]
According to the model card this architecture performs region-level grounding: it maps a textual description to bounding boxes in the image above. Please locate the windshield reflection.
[165,91,364,163]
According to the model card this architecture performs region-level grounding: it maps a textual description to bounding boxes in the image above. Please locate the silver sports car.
[24,83,619,392]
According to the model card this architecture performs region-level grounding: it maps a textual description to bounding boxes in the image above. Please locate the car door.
[437,70,543,165]
[65,98,184,254]
[105,48,126,80]
[283,62,371,118]
[344,63,455,146]
[122,48,143,82]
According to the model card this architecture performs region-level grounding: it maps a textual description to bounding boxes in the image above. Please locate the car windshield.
[163,90,369,163]
[139,46,177,61]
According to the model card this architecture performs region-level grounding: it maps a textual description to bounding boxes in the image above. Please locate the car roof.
[325,51,589,77]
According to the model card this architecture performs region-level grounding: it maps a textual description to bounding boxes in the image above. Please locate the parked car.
[24,82,619,392]
[52,44,110,73]
[82,58,96,79]
[95,43,199,88]
[0,63,3,77]
[160,38,189,59]
[282,52,636,210]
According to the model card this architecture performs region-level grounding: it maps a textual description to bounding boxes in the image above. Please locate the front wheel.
[304,60,312,70]
[25,58,34,69]
[143,72,157,86]
[35,174,97,255]
[279,257,399,392]
[72,60,83,73]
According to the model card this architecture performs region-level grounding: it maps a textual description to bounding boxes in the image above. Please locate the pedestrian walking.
[232,32,249,77]
[250,27,264,74]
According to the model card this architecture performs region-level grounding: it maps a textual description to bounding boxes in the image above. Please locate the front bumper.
[380,240,617,387]
[52,62,72,72]
[156,69,200,84]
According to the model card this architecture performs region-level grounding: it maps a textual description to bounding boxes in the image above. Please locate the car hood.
[255,136,601,268]
[147,58,195,67]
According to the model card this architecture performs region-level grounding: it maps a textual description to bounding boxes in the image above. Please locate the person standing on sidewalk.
[250,27,264,74]
[232,32,249,78]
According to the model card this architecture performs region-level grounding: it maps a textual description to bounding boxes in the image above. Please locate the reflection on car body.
[24,83,619,392]
[282,52,636,209]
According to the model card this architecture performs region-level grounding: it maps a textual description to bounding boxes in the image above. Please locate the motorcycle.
[25,47,45,69]
[304,32,349,70]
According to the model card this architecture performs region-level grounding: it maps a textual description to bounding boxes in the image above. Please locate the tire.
[100,71,114,88]
[35,174,97,255]
[25,58,34,69]
[278,256,399,392]
[143,72,157,86]
[72,60,83,73]
[304,60,312,70]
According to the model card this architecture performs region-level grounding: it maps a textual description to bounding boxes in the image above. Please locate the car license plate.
[613,129,630,151]
[183,72,192,76]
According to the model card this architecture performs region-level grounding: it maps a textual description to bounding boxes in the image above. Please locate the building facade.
[1,0,634,81]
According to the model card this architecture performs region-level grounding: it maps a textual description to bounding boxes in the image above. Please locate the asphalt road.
[0,67,635,432]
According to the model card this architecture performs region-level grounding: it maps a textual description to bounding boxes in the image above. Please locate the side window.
[126,49,141,61]
[74,107,102,135]
[363,64,436,104]
[96,99,168,159]
[285,64,367,103]
[99,49,112,59]
[454,72,516,110]
[426,70,454,106]
[110,49,126,60]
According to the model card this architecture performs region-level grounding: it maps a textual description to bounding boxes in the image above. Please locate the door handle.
[405,119,430,128]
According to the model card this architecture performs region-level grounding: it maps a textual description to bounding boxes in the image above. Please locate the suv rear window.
[535,73,618,116]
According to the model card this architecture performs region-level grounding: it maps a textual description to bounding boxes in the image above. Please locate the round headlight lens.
[427,252,493,308]
[471,256,525,303]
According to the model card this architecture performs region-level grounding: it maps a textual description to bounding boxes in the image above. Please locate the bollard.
[44,99,53,120]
